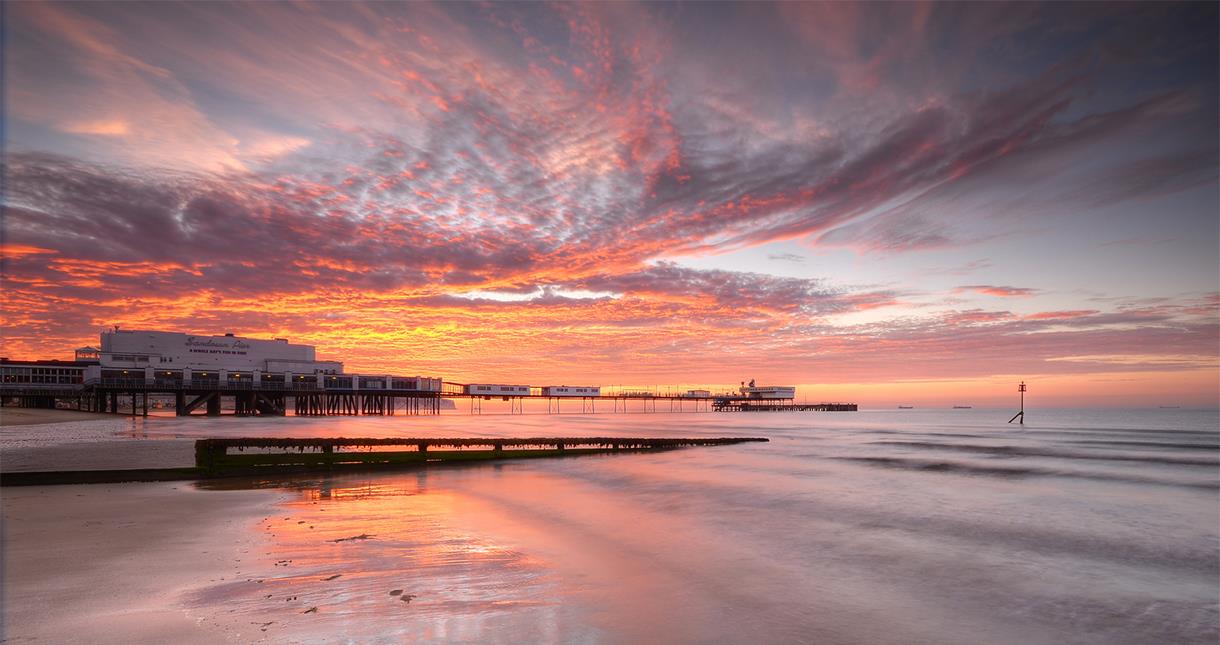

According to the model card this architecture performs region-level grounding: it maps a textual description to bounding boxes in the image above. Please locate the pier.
[2,331,858,417]
[1,332,857,417]
[1,380,855,417]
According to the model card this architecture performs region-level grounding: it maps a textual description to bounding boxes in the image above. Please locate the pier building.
[91,329,343,381]
[540,386,600,397]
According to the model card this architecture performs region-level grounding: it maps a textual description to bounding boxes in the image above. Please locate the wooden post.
[194,440,225,475]
[1008,381,1026,424]
[1019,381,1026,424]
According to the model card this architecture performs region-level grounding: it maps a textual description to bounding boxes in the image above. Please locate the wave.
[835,456,1219,491]
[1066,439,1220,451]
[563,456,1220,577]
[870,441,1219,467]
[1021,427,1220,438]
[865,430,986,438]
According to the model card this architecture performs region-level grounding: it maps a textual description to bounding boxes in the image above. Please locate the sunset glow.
[2,2,1217,407]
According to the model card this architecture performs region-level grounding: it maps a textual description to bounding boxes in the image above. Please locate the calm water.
[163,408,1218,644]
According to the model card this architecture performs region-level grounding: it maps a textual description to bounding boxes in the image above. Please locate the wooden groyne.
[0,436,768,485]
[195,436,769,476]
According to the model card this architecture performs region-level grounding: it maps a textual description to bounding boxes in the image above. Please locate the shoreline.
[1,411,196,474]
[0,407,126,427]
[1,481,286,644]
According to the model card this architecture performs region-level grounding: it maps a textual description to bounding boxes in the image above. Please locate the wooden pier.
[1,380,855,418]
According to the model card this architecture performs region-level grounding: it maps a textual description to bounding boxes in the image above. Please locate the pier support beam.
[256,394,285,416]
[179,392,217,416]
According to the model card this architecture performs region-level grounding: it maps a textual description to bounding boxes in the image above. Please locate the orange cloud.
[1025,310,1099,320]
[61,118,130,136]
[2,245,58,259]
[955,285,1037,297]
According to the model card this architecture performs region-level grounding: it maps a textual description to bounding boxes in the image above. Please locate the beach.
[1,408,123,427]
[0,411,195,472]
[1,481,284,644]
[0,412,271,644]
[2,408,1218,644]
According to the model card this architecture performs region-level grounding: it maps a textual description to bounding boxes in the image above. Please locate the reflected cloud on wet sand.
[189,470,577,643]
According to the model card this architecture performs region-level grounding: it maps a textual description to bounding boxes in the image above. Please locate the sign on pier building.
[94,329,342,377]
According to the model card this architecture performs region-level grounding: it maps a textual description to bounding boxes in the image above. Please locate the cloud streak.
[956,285,1038,298]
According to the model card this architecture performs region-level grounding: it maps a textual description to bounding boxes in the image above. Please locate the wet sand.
[1,440,197,472]
[1,482,285,644]
[0,408,120,426]
[0,412,196,472]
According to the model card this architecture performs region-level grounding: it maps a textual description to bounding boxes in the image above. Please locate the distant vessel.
[897,405,914,409]
[952,405,972,409]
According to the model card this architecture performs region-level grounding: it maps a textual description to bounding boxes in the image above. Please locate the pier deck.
[1,381,856,417]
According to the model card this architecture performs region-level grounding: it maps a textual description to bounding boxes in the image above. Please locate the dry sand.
[0,408,121,426]
[1,482,286,644]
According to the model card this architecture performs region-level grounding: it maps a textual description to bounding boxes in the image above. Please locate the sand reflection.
[189,470,576,643]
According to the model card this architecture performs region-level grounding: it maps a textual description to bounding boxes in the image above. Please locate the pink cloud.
[955,285,1038,297]
[1025,310,1100,320]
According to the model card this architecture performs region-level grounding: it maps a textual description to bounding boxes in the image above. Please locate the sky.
[2,1,1217,407]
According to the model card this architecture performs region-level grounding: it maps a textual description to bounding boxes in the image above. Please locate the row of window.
[105,355,199,364]
[1,368,85,376]
[0,369,412,387]
[1,375,83,384]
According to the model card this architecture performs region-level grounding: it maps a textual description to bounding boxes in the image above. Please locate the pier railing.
[82,378,441,392]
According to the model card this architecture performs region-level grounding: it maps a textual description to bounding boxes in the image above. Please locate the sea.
[144,407,1218,643]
